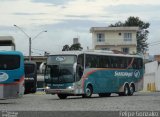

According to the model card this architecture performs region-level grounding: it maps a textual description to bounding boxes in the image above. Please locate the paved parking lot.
[0,91,160,111]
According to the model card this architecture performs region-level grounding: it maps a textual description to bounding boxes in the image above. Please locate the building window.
[122,48,129,54]
[97,33,105,42]
[101,48,110,50]
[124,33,132,41]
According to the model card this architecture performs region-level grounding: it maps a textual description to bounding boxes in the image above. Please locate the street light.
[14,24,47,61]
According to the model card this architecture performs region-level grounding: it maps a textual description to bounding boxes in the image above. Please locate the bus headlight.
[46,86,50,89]
[67,86,74,89]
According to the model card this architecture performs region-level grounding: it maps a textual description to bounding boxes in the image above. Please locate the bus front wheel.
[57,94,67,99]
[82,85,93,98]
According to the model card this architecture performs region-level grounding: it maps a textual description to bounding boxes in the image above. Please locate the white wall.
[144,61,160,91]
[143,73,156,91]
[145,61,158,74]
[155,65,160,90]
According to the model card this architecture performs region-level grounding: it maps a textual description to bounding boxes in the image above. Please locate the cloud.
[14,12,47,16]
[106,5,160,13]
[31,0,73,5]
[42,19,107,33]
[0,0,160,55]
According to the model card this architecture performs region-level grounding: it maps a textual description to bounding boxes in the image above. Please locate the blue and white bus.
[0,51,24,99]
[44,50,144,99]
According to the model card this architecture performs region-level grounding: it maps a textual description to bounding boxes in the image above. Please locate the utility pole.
[14,24,47,61]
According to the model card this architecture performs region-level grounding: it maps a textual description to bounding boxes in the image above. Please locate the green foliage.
[62,45,70,51]
[62,43,83,51]
[109,16,150,54]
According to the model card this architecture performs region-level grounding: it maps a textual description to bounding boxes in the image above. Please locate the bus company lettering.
[134,70,140,78]
[114,71,133,77]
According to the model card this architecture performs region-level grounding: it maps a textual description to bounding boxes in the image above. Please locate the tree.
[109,21,124,27]
[62,45,70,51]
[109,16,150,54]
[69,43,83,51]
[62,43,83,51]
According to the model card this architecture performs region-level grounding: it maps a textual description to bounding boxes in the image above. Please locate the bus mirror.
[39,62,46,74]
[73,63,77,73]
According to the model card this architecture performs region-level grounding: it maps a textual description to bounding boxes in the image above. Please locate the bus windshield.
[0,55,20,70]
[45,55,77,84]
[24,64,36,75]
[24,62,37,94]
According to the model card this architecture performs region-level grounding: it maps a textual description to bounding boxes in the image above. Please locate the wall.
[144,61,160,91]
[155,65,160,90]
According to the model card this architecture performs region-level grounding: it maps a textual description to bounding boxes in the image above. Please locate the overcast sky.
[0,0,160,55]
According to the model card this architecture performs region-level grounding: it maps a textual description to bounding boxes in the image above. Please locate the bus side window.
[111,57,119,68]
[76,54,84,81]
[137,58,143,69]
[121,57,126,69]
[86,62,91,68]
[85,55,91,68]
[86,54,99,68]
[132,58,139,69]
[77,54,84,67]
[99,55,108,68]
[124,57,132,69]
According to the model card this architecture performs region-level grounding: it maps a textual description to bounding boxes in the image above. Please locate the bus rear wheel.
[82,85,93,98]
[119,85,130,96]
[57,94,67,99]
[99,93,111,97]
[124,85,130,96]
[129,84,135,96]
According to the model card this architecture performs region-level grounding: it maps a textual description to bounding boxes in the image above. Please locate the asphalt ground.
[0,91,160,111]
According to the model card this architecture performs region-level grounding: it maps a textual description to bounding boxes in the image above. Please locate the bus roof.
[24,61,37,65]
[49,50,142,58]
[0,50,23,56]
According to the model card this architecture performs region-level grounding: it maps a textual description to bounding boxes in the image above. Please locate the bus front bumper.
[45,88,75,94]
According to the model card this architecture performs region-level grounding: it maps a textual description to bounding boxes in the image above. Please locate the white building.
[90,27,139,54]
[0,36,15,50]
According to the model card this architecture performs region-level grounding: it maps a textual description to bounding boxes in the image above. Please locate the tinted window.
[133,58,143,69]
[99,56,111,68]
[0,55,20,70]
[109,56,133,69]
[86,54,99,68]
[76,54,84,81]
[24,64,36,75]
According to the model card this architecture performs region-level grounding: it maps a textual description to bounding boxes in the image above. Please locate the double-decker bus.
[44,50,144,99]
[0,51,24,99]
[24,61,37,94]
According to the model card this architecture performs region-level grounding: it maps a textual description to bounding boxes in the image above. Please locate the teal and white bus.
[0,51,24,99]
[44,50,144,99]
